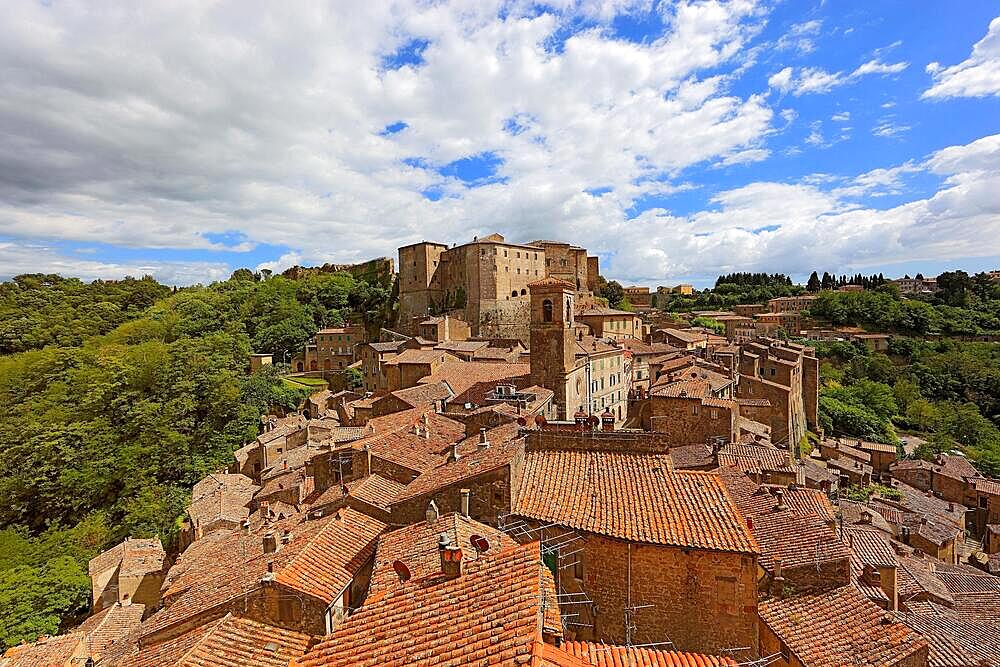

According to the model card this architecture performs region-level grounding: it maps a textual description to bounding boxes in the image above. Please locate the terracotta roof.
[122,614,312,667]
[368,513,519,594]
[899,607,1000,667]
[294,542,553,667]
[433,340,490,353]
[667,443,714,469]
[560,642,738,667]
[758,585,928,667]
[75,601,145,659]
[972,477,1000,496]
[419,361,531,397]
[658,328,707,343]
[577,307,638,317]
[0,633,84,666]
[849,528,899,569]
[717,442,794,474]
[514,450,758,554]
[382,349,458,366]
[390,422,525,504]
[650,379,711,398]
[188,474,259,528]
[388,381,453,407]
[782,486,836,525]
[367,340,407,353]
[307,474,406,513]
[720,471,848,575]
[145,508,385,639]
[528,276,575,289]
[354,411,467,475]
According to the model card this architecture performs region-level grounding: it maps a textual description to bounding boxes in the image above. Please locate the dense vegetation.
[806,272,1000,336]
[0,269,393,649]
[812,337,1000,477]
[657,273,802,312]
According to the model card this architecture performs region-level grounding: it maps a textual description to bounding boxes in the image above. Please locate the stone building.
[575,306,643,341]
[295,325,366,372]
[734,341,818,450]
[767,295,817,313]
[511,436,760,655]
[88,538,167,614]
[396,234,600,341]
[622,285,653,310]
[528,278,628,426]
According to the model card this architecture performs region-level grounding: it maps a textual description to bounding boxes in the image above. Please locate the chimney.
[421,413,430,438]
[948,502,954,512]
[439,533,463,578]
[775,489,788,511]
[772,558,785,598]
[281,529,292,545]
[860,510,873,525]
[478,428,490,449]
[460,489,471,517]
[262,531,278,554]
[363,444,372,476]
[448,441,461,463]
[425,500,440,524]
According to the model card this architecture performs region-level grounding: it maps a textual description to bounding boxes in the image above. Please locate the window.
[512,290,518,297]
[542,299,553,322]
[710,409,718,420]
[520,289,527,296]
[516,252,520,258]
[504,250,508,257]
[692,405,699,415]
[573,557,583,579]
[980,496,989,509]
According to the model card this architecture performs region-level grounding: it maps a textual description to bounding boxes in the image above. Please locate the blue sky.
[0,1,998,286]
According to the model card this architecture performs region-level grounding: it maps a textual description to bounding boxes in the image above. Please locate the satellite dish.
[470,534,490,553]
[392,560,411,582]
[534,415,547,426]
[516,416,527,426]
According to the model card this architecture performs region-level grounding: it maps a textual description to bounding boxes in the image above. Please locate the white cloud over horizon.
[0,1,997,286]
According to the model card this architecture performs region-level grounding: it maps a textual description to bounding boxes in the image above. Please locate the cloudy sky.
[1,1,999,286]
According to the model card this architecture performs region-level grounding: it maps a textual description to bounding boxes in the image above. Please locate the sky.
[1,1,999,287]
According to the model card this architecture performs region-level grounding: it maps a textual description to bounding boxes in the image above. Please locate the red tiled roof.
[390,422,525,504]
[972,477,1000,496]
[419,361,531,397]
[75,601,145,659]
[0,633,84,666]
[368,513,519,594]
[295,542,551,667]
[560,642,738,667]
[188,473,259,527]
[389,381,453,408]
[144,508,385,639]
[382,349,458,366]
[122,614,312,667]
[354,411,467,475]
[514,450,758,554]
[758,585,928,667]
[307,474,406,512]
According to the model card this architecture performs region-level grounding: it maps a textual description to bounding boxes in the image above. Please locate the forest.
[0,270,392,649]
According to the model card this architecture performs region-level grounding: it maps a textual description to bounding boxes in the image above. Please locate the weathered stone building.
[396,234,599,341]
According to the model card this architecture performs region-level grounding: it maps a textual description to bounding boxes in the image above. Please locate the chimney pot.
[478,428,489,448]
[425,500,440,524]
[449,441,461,462]
[263,531,278,554]
[439,537,463,578]
[460,488,471,517]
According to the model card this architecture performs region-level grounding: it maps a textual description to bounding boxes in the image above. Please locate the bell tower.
[529,277,576,419]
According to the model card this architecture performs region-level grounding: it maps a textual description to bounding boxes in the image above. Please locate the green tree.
[807,271,821,292]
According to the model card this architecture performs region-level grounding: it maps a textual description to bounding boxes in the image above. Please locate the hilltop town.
[4,234,1000,667]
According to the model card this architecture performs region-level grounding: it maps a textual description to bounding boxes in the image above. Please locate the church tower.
[529,277,577,419]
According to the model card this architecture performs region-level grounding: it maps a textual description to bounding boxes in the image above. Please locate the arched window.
[520,288,527,296]
[512,290,518,298]
[543,299,553,322]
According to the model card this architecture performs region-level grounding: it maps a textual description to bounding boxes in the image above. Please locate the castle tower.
[529,277,577,419]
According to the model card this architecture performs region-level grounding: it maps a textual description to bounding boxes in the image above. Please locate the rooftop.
[758,585,928,667]
[514,449,758,554]
[294,542,554,667]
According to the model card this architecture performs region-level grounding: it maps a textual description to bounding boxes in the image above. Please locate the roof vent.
[392,559,411,583]
[470,534,490,553]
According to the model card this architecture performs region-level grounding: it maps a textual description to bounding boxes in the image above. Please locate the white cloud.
[873,119,911,138]
[0,0,776,282]
[831,111,850,122]
[602,134,1000,282]
[923,16,1000,98]
[0,242,229,285]
[768,59,908,96]
[775,19,822,54]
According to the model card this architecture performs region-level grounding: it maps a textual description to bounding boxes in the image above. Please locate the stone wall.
[649,395,737,446]
[389,464,516,527]
[542,531,758,655]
